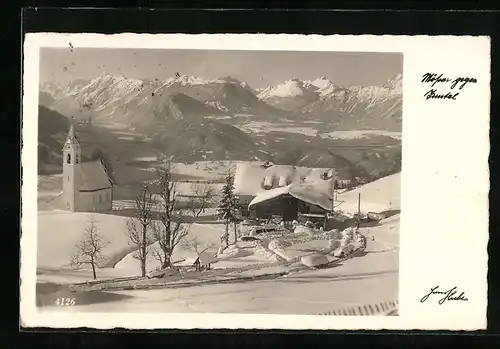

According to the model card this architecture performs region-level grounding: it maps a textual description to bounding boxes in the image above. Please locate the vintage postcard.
[20,33,490,330]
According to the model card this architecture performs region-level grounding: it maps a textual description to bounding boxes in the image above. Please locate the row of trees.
[71,158,240,279]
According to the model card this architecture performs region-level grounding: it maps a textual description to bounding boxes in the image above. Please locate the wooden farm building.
[233,162,342,222]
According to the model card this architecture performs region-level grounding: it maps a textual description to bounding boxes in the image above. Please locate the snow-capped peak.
[382,73,403,94]
[258,76,340,100]
[177,75,213,85]
[303,76,338,97]
[304,76,333,90]
[258,78,308,99]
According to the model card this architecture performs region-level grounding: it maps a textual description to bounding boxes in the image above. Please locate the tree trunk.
[91,257,97,280]
[141,224,147,276]
[161,252,171,269]
[224,220,229,246]
[233,221,238,244]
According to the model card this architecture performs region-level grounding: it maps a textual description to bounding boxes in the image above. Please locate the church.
[62,123,113,212]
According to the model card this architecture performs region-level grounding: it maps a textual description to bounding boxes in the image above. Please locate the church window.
[99,194,102,204]
[66,153,71,164]
[76,155,79,164]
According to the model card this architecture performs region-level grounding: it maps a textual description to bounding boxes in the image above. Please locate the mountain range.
[40,73,402,130]
[38,73,403,179]
[257,74,402,129]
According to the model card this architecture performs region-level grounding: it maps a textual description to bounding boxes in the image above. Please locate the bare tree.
[187,183,216,218]
[150,158,190,269]
[71,215,109,280]
[126,183,154,277]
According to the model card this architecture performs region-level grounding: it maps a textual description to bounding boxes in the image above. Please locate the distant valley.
[38,74,402,183]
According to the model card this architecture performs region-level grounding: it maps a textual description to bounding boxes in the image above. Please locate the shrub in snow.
[353,232,367,250]
[301,253,329,267]
[340,227,355,248]
[268,239,292,262]
[254,242,283,262]
[316,229,342,241]
[294,225,315,237]
[326,227,368,258]
[339,244,355,257]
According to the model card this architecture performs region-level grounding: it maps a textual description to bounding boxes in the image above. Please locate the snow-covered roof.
[233,162,334,197]
[79,159,113,192]
[248,183,333,211]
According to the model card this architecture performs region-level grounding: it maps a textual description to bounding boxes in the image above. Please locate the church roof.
[79,159,113,192]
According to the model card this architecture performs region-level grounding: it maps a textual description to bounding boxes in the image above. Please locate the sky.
[40,48,403,89]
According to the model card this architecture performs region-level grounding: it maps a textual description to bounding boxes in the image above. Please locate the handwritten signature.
[420,286,469,305]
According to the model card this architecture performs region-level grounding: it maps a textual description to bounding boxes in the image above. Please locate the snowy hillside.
[37,211,131,270]
[337,172,401,214]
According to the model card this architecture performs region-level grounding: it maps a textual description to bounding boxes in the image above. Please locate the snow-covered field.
[37,233,398,314]
[321,130,402,140]
[235,121,401,140]
[36,212,274,283]
[170,161,239,179]
[238,121,319,136]
[37,211,131,270]
[135,160,240,180]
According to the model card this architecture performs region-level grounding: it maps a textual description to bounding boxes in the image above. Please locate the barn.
[233,162,339,222]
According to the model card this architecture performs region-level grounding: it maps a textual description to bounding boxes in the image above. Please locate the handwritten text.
[420,286,468,305]
[422,73,477,100]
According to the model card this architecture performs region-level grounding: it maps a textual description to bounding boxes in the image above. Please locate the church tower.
[62,121,82,211]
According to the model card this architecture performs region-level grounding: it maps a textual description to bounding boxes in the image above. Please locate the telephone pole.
[356,193,361,229]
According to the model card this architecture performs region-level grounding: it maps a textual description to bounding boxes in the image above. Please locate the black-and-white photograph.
[35,47,402,315]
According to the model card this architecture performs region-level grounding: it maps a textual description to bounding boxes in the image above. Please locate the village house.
[62,123,113,212]
[233,162,342,222]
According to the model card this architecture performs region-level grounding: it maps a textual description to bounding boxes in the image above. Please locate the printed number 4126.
[55,297,76,306]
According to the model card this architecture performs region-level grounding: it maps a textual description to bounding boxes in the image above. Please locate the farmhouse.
[62,123,113,212]
[233,162,341,222]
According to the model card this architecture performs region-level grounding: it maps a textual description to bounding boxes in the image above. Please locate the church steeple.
[62,117,82,211]
[65,117,79,147]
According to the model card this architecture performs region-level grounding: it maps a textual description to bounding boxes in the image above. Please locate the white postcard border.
[21,33,490,330]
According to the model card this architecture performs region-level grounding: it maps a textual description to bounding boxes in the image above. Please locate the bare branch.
[149,158,190,269]
[125,184,154,277]
[188,183,216,217]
